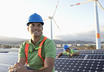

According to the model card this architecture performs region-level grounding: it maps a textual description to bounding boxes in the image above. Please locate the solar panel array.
[79,50,104,54]
[55,49,104,72]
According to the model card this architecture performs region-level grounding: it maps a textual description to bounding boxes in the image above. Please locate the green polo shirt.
[18,35,56,72]
[63,49,78,55]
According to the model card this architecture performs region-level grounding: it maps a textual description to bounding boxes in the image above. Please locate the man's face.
[27,23,43,37]
[65,48,70,52]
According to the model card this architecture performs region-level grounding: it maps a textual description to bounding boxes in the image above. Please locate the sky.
[0,0,104,40]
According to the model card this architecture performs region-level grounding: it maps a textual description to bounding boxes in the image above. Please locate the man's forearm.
[29,66,53,72]
[56,53,62,58]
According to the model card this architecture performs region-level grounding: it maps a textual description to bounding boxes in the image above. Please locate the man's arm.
[56,53,63,58]
[8,58,26,72]
[70,52,80,56]
[18,57,26,65]
[14,58,26,69]
[12,57,55,72]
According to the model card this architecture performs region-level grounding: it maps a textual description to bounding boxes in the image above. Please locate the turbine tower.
[70,0,104,49]
[44,0,60,40]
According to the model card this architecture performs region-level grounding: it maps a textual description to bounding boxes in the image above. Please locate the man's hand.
[56,53,63,58]
[8,65,15,72]
[70,54,73,57]
[16,65,29,72]
[56,56,59,59]
[8,58,27,72]
[8,62,23,72]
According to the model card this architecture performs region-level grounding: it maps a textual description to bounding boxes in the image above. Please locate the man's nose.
[33,26,39,30]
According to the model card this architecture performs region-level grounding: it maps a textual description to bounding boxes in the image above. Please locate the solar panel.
[79,50,104,54]
[60,55,85,59]
[56,48,63,55]
[55,59,104,72]
[55,49,104,72]
[59,54,104,59]
[87,55,104,59]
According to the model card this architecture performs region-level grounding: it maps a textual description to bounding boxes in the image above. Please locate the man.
[56,45,79,58]
[9,13,56,72]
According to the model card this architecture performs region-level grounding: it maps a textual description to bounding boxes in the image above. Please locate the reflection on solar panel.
[55,49,104,72]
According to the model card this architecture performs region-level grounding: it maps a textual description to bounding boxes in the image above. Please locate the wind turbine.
[44,0,60,40]
[70,0,104,49]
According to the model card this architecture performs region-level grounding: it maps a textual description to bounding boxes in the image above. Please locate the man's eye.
[38,24,42,27]
[32,24,34,26]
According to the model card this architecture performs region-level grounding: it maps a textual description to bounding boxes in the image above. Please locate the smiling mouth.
[34,31,39,33]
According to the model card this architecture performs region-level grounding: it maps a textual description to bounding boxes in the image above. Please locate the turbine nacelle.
[48,16,53,19]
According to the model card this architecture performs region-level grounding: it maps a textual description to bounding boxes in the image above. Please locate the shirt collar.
[29,35,44,45]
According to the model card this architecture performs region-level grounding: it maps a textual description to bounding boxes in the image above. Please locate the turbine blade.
[70,0,92,7]
[97,1,104,11]
[53,18,60,29]
[52,0,60,17]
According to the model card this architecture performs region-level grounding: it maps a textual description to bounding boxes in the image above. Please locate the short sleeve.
[45,40,56,58]
[63,51,67,55]
[63,51,69,55]
[18,42,26,58]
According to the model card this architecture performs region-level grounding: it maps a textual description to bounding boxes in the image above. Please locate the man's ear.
[27,26,29,31]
